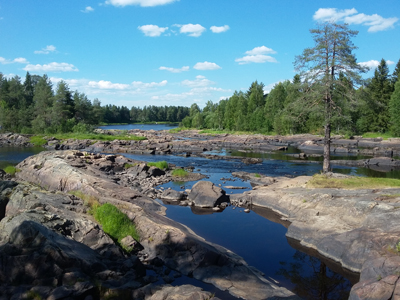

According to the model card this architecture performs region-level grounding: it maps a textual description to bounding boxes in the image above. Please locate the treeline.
[0,73,189,134]
[182,59,400,136]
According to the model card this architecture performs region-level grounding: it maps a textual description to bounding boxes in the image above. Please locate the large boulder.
[188,181,229,208]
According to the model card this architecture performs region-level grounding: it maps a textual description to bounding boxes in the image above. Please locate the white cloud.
[88,80,129,90]
[236,46,278,65]
[181,75,215,88]
[131,80,167,88]
[245,46,276,55]
[313,8,399,32]
[176,23,206,37]
[34,45,57,54]
[13,57,29,64]
[235,54,277,65]
[358,59,395,69]
[23,62,79,72]
[0,57,29,64]
[210,25,230,33]
[159,66,189,73]
[313,8,357,22]
[105,0,177,7]
[193,61,221,70]
[138,25,168,37]
[81,6,94,13]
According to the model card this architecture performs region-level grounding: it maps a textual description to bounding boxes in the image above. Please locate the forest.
[0,72,189,134]
[0,58,399,136]
[182,58,400,137]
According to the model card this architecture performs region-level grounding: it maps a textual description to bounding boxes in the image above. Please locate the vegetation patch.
[29,136,47,146]
[307,174,400,189]
[254,173,261,178]
[93,203,139,250]
[362,132,394,140]
[124,163,134,169]
[147,161,168,170]
[3,165,20,176]
[172,168,188,177]
[69,190,100,209]
[169,127,184,133]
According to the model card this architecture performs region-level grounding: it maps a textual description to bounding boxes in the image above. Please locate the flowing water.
[99,123,178,131]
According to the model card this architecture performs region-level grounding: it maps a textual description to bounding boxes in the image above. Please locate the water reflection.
[277,251,353,300]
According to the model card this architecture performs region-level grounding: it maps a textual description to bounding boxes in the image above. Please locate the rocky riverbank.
[0,150,299,300]
[231,173,400,299]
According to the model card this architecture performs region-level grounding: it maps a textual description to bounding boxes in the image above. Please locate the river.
[4,126,400,299]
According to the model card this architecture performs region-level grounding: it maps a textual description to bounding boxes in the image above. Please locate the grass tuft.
[147,161,168,170]
[69,190,100,209]
[3,165,20,176]
[254,173,261,178]
[29,136,47,146]
[307,174,400,189]
[93,203,139,250]
[172,168,188,177]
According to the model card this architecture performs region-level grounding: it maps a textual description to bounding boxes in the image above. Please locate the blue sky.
[1,0,399,108]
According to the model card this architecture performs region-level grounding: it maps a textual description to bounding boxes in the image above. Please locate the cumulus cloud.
[159,66,189,73]
[138,25,168,37]
[313,8,399,32]
[23,62,79,72]
[0,57,29,64]
[245,46,276,55]
[34,45,57,54]
[81,6,94,13]
[175,24,206,37]
[88,80,129,90]
[358,59,395,69]
[193,61,221,70]
[131,80,167,88]
[181,75,215,88]
[236,46,278,65]
[105,0,178,7]
[210,25,230,33]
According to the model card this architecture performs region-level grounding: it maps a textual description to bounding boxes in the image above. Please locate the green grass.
[254,173,261,178]
[362,132,394,140]
[147,161,168,170]
[69,190,100,209]
[307,174,400,189]
[29,136,47,146]
[172,168,188,177]
[93,203,139,251]
[3,165,20,175]
[124,163,134,169]
[169,127,185,133]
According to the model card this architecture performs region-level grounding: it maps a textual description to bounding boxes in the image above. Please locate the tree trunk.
[323,123,331,173]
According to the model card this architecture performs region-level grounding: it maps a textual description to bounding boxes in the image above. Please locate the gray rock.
[188,181,229,208]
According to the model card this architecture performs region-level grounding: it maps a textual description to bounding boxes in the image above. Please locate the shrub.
[147,161,168,170]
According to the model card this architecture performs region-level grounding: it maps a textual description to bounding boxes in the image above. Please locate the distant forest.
[0,57,400,135]
[182,58,400,136]
[0,72,189,134]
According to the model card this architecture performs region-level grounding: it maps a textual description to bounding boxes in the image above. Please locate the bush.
[147,161,168,170]
[93,203,139,250]
[72,122,95,134]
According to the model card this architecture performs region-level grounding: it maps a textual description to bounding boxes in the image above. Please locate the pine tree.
[294,22,367,173]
